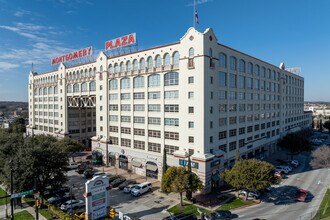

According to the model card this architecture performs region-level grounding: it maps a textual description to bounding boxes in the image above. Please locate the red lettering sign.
[105,33,137,51]
[51,47,93,65]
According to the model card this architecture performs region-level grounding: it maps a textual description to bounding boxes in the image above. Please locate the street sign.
[10,190,33,198]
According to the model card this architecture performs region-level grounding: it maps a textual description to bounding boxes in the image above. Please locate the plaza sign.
[85,176,110,220]
[105,33,136,51]
[51,47,93,65]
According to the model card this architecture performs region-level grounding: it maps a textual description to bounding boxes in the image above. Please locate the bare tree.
[310,145,330,169]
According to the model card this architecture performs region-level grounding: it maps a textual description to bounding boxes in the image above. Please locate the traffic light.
[109,208,115,219]
[35,199,40,207]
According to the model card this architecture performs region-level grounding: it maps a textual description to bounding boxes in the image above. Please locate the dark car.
[108,175,121,183]
[76,162,91,174]
[110,177,127,188]
[118,180,137,190]
[51,196,72,206]
[210,210,237,219]
[84,169,95,179]
[163,213,197,220]
[44,187,70,199]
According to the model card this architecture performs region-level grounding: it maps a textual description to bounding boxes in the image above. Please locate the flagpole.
[193,0,196,28]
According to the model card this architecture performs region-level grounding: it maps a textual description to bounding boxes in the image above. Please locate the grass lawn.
[168,203,211,217]
[13,210,34,220]
[217,197,256,211]
[23,197,53,220]
[0,187,9,205]
[313,189,330,220]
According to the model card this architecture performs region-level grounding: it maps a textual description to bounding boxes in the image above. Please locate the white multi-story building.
[27,27,311,193]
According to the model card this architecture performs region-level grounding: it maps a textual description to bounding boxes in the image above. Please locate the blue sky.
[0,0,329,101]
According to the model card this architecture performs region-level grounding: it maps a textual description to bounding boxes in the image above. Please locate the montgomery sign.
[51,47,93,65]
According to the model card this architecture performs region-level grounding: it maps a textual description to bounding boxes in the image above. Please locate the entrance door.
[146,161,158,179]
[119,155,128,170]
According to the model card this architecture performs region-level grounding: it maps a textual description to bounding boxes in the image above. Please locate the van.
[131,182,152,196]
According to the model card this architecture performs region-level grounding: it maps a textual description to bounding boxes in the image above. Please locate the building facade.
[27,27,311,193]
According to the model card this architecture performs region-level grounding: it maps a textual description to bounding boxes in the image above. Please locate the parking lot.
[66,166,177,220]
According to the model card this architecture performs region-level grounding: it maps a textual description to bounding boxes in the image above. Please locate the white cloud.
[13,9,31,17]
[0,62,19,70]
[186,0,213,7]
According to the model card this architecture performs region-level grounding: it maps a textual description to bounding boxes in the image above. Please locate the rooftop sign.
[105,33,136,51]
[51,47,93,65]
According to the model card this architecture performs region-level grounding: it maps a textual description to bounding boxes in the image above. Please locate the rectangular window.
[188,107,194,113]
[121,116,131,123]
[121,93,130,100]
[148,91,161,99]
[164,118,179,126]
[164,90,179,99]
[121,104,131,111]
[238,75,245,89]
[133,104,145,111]
[229,141,237,151]
[239,116,246,123]
[148,104,161,112]
[164,105,179,112]
[219,144,227,152]
[109,93,118,100]
[218,90,227,100]
[109,126,118,132]
[239,104,245,111]
[165,145,179,155]
[121,127,131,134]
[239,127,245,135]
[164,131,179,140]
[219,131,227,140]
[134,140,145,150]
[188,76,194,84]
[229,116,237,125]
[133,92,145,99]
[229,129,237,137]
[247,126,253,133]
[109,137,118,145]
[219,104,227,112]
[229,91,236,100]
[148,130,161,138]
[229,104,237,112]
[219,72,227,87]
[188,136,194,143]
[134,128,145,136]
[148,117,161,125]
[188,121,194,128]
[148,142,161,153]
[109,115,118,122]
[121,138,131,148]
[219,118,226,126]
[229,73,237,88]
[188,92,194,99]
[239,139,245,148]
[133,116,145,124]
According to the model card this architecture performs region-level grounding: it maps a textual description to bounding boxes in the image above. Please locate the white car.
[131,182,152,196]
[123,184,137,193]
[238,189,261,199]
[275,166,290,174]
[60,199,84,211]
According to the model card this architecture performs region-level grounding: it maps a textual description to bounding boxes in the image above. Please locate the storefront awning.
[146,163,158,171]
[131,160,142,168]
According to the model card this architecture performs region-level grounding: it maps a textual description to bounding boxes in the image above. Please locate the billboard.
[85,175,110,220]
[105,33,136,51]
[51,47,93,65]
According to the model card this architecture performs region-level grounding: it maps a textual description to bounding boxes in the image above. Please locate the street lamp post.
[10,160,14,220]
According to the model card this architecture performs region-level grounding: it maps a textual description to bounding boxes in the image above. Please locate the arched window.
[247,62,253,74]
[126,61,132,71]
[164,72,179,86]
[54,86,58,94]
[39,88,42,95]
[92,67,96,77]
[48,87,53,94]
[84,69,87,78]
[239,59,245,72]
[77,71,80,79]
[114,63,119,73]
[189,47,194,57]
[140,58,145,70]
[67,84,72,93]
[89,81,96,91]
[164,53,170,67]
[261,67,266,78]
[81,82,87,92]
[73,83,80,92]
[80,70,84,78]
[173,51,179,65]
[108,64,113,73]
[155,55,161,67]
[147,56,153,69]
[120,62,124,72]
[43,88,47,95]
[88,68,92,77]
[148,74,160,87]
[72,71,76,79]
[109,79,118,90]
[229,56,237,70]
[254,64,260,76]
[121,78,130,89]
[133,76,144,88]
[133,59,138,71]
[219,53,227,68]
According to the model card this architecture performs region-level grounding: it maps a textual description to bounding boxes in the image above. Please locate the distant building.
[27,27,310,193]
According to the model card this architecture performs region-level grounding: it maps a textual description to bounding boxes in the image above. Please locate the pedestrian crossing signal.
[109,208,115,219]
[35,199,40,207]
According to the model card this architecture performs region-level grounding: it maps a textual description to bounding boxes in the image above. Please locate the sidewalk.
[0,200,47,220]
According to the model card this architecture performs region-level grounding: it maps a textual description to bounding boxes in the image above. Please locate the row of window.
[109,126,179,140]
[34,86,58,96]
[67,81,96,93]
[109,116,179,126]
[34,75,58,85]
[34,97,59,102]
[109,91,179,101]
[217,90,281,101]
[109,104,179,112]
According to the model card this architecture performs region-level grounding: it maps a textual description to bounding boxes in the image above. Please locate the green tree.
[58,137,84,162]
[9,117,26,133]
[323,120,330,132]
[222,159,276,200]
[162,166,203,206]
[185,156,192,201]
[161,148,168,192]
[277,131,311,159]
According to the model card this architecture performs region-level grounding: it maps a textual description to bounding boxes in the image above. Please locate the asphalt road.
[234,154,330,220]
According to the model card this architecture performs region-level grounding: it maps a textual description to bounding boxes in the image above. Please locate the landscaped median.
[312,189,330,220]
[13,210,34,220]
[0,187,9,206]
[167,196,258,217]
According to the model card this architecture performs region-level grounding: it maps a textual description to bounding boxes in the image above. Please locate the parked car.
[92,172,106,177]
[119,180,137,190]
[294,189,309,202]
[75,162,91,174]
[275,166,290,174]
[123,184,138,193]
[209,210,237,219]
[60,199,84,211]
[238,189,261,199]
[131,182,152,196]
[163,213,197,220]
[67,162,80,170]
[51,196,72,206]
[47,193,70,203]
[84,170,95,178]
[85,154,92,160]
[108,175,121,183]
[110,177,127,188]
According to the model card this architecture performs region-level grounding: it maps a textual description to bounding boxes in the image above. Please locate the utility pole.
[10,160,14,220]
